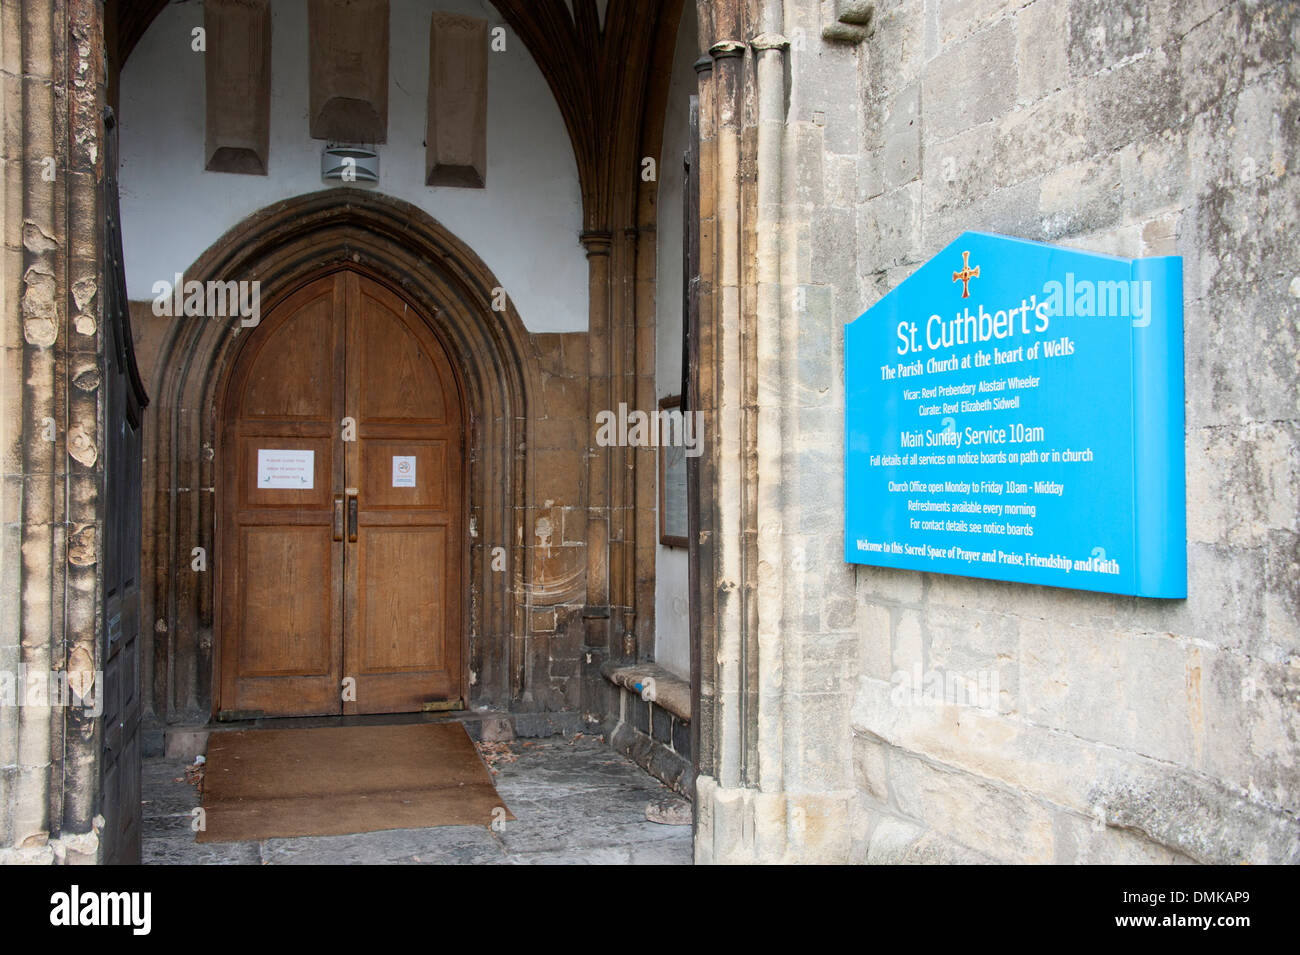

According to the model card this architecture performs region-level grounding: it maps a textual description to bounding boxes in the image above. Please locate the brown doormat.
[196,722,513,843]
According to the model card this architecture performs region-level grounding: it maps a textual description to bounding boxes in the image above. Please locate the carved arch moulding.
[140,189,541,727]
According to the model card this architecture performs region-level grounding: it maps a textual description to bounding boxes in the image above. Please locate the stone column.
[693,0,762,862]
[581,229,613,666]
[0,0,107,864]
[692,0,855,864]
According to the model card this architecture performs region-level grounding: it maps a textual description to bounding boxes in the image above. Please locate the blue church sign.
[844,231,1186,598]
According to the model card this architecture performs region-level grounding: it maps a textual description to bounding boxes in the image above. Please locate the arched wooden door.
[217,271,465,718]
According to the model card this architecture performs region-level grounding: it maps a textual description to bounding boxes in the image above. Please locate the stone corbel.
[426,14,488,188]
[709,39,747,60]
[820,0,874,43]
[204,0,272,174]
[749,33,790,53]
[308,0,390,143]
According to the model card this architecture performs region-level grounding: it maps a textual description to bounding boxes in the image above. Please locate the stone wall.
[693,0,1296,865]
[842,0,1299,864]
[525,332,591,716]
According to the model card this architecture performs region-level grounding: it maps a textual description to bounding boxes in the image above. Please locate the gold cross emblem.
[953,250,980,298]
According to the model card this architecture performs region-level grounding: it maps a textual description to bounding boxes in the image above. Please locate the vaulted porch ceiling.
[107,0,687,233]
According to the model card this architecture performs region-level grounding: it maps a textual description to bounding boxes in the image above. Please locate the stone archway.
[141,188,539,731]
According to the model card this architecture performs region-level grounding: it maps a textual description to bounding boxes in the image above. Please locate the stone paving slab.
[141,736,692,865]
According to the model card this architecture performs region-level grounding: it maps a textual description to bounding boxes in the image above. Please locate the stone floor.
[142,735,694,865]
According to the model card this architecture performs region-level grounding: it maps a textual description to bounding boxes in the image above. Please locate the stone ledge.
[599,661,691,721]
[608,719,694,799]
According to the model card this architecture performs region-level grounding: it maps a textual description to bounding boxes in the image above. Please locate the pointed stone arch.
[141,188,539,729]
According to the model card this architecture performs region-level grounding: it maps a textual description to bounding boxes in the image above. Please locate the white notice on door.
[392,455,416,488]
[257,449,315,489]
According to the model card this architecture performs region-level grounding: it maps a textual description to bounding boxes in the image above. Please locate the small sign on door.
[257,449,314,489]
[392,455,416,488]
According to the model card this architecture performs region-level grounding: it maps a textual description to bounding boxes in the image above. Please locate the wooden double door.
[218,271,465,718]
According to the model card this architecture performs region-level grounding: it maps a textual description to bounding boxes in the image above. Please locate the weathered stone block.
[1080,47,1179,155]
[1185,422,1296,548]
[1053,809,1192,864]
[792,631,858,694]
[857,180,921,271]
[1017,620,1196,765]
[878,82,920,191]
[1119,541,1269,659]
[852,730,889,805]
[793,121,826,207]
[1265,530,1300,658]
[886,746,1055,862]
[892,606,924,673]
[1086,749,1300,865]
[921,177,1040,256]
[308,0,389,143]
[204,0,271,175]
[995,86,1091,186]
[1016,0,1069,103]
[1038,152,1124,238]
[1119,128,1188,218]
[1200,648,1300,813]
[856,600,893,681]
[854,671,1300,862]
[1176,1,1293,118]
[937,0,1021,48]
[921,19,1017,143]
[426,14,487,188]
[789,691,855,791]
[920,602,1018,714]
[823,151,859,208]
[1067,0,1150,79]
[864,0,926,92]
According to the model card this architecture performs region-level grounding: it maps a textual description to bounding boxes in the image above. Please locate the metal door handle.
[347,492,358,542]
[333,495,344,541]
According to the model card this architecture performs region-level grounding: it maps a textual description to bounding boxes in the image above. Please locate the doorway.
[217,270,466,719]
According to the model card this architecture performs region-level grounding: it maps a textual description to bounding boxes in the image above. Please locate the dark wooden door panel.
[101,108,148,864]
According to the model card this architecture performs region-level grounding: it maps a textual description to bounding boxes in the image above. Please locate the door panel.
[355,299,449,423]
[359,439,448,508]
[102,108,147,863]
[240,294,336,418]
[220,275,346,719]
[357,526,447,672]
[237,526,336,675]
[343,273,463,715]
[219,270,464,719]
